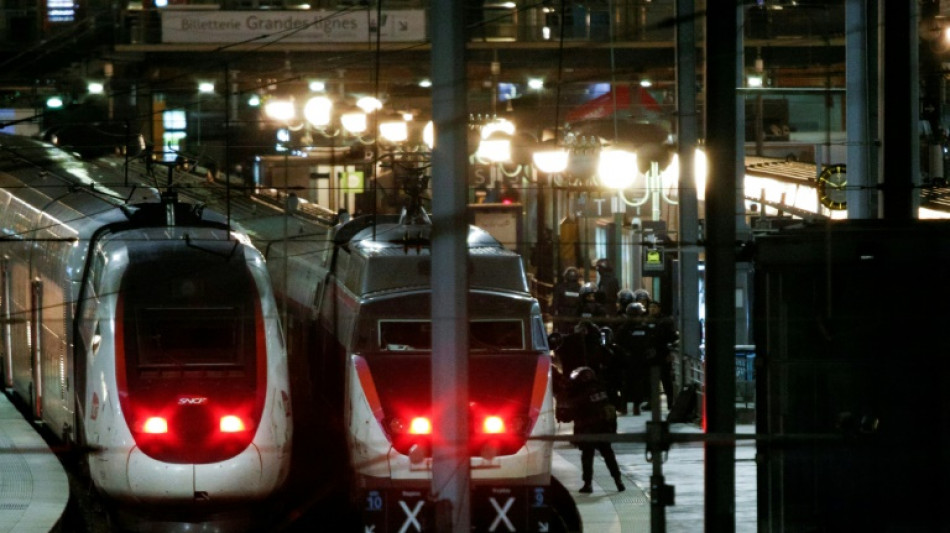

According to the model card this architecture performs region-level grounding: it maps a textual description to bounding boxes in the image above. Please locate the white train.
[0,135,292,529]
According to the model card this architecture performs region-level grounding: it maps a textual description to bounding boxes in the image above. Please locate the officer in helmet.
[616,289,635,317]
[576,281,607,322]
[594,258,620,311]
[553,266,583,334]
[614,302,652,415]
[566,366,625,494]
[632,288,651,306]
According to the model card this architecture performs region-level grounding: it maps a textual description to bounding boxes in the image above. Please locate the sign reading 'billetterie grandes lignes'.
[160,10,425,44]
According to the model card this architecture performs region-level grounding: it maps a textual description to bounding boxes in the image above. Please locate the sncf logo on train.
[178,397,209,406]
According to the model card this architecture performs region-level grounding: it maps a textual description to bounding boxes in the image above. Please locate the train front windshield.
[134,307,244,368]
[379,319,525,352]
[122,261,258,376]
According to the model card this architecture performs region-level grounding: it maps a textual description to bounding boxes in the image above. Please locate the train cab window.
[379,319,431,351]
[134,307,244,368]
[378,319,524,351]
[120,251,259,381]
[470,319,524,350]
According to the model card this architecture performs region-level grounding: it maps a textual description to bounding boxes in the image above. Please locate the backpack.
[667,383,699,423]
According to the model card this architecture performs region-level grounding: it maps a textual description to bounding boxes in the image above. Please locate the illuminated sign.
[47,0,76,23]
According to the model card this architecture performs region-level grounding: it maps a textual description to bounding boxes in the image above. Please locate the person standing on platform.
[566,366,625,494]
[553,266,582,334]
[615,302,652,415]
[551,319,611,421]
[594,258,620,312]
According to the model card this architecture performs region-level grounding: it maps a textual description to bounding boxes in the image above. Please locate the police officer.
[576,282,607,323]
[615,302,652,415]
[617,289,635,317]
[567,366,625,494]
[633,288,651,307]
[553,266,582,334]
[594,258,620,312]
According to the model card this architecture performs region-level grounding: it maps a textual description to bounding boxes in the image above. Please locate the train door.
[29,278,42,419]
[1,257,11,388]
[8,260,31,404]
[33,221,76,437]
[39,277,71,437]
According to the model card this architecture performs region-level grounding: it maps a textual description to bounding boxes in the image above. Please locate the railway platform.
[552,401,757,533]
[0,393,69,533]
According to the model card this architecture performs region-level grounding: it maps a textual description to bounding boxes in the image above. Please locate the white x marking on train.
[489,496,516,532]
[398,500,424,533]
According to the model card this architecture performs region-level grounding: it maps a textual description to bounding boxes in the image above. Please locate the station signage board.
[160,9,425,44]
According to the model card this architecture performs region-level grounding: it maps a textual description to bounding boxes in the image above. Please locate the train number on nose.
[178,397,208,405]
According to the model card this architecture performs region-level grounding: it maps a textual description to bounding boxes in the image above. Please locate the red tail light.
[143,417,168,434]
[220,415,246,433]
[482,415,505,434]
[409,417,432,435]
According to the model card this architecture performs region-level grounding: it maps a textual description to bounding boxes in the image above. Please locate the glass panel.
[135,307,242,367]
[379,319,431,351]
[470,319,523,350]
[377,319,524,351]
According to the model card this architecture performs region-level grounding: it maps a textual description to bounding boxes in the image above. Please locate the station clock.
[817,164,847,210]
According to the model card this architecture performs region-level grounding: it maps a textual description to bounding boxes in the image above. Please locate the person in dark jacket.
[567,366,625,494]
[552,320,611,422]
[576,282,607,323]
[553,266,582,334]
[615,302,652,415]
[594,258,620,312]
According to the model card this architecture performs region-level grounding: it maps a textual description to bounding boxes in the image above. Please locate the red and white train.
[0,134,292,530]
[242,206,556,530]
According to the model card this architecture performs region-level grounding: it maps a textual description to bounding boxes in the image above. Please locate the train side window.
[78,251,105,354]
[531,316,549,351]
[0,193,11,236]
